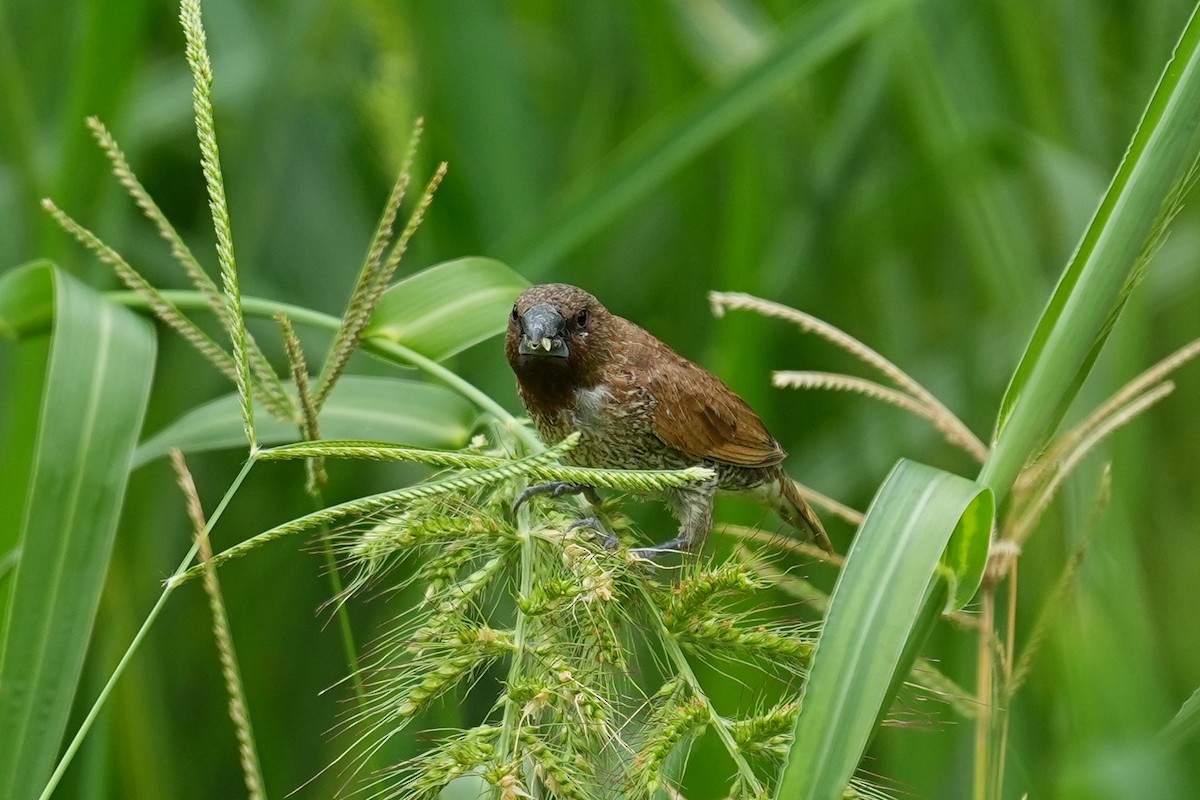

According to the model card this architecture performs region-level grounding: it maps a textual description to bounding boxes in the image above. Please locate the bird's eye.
[510,304,519,322]
[576,307,589,328]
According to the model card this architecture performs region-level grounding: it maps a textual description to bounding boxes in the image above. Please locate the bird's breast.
[572,384,614,427]
[527,381,670,470]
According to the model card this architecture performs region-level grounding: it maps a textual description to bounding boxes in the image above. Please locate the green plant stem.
[38,456,257,800]
[107,290,541,451]
[496,506,537,770]
[308,489,366,704]
[636,584,765,795]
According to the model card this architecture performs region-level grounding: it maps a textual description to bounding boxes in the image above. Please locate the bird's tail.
[775,476,834,554]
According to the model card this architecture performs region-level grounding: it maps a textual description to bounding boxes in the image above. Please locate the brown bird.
[505,283,831,556]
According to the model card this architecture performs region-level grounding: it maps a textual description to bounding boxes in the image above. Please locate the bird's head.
[506,283,613,391]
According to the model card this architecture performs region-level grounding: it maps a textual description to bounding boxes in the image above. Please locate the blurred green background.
[2,0,1199,798]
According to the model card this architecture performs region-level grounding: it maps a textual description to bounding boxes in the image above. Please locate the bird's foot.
[512,481,601,513]
[630,536,690,561]
[567,517,619,550]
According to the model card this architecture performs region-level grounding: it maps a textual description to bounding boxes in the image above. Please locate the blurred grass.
[2,0,1200,798]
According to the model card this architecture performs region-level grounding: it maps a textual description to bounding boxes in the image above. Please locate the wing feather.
[643,348,785,468]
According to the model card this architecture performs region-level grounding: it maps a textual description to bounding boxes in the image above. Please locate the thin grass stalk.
[170,436,582,585]
[171,450,266,800]
[1007,382,1173,550]
[259,441,515,468]
[719,523,844,567]
[180,0,256,447]
[314,160,447,410]
[711,291,987,460]
[635,581,767,796]
[311,167,407,407]
[85,116,225,316]
[790,483,864,527]
[1022,337,1200,493]
[973,588,996,800]
[43,199,296,420]
[495,499,536,769]
[39,456,259,800]
[375,163,447,290]
[313,163,412,408]
[275,312,325,492]
[85,116,295,420]
[774,370,988,462]
[259,441,715,494]
[41,199,238,377]
[374,338,544,451]
[346,116,425,316]
[994,562,1018,800]
[274,312,371,704]
[1007,468,1109,699]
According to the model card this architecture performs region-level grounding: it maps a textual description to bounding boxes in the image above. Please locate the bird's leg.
[512,481,602,513]
[631,486,714,560]
[513,482,616,548]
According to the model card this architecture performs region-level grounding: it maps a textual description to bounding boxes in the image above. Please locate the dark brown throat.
[511,355,583,416]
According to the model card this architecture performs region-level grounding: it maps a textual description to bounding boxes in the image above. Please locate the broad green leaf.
[500,0,913,276]
[133,375,477,467]
[984,5,1200,499]
[775,460,993,800]
[365,257,529,362]
[0,261,156,799]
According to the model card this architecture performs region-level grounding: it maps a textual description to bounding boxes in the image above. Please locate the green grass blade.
[775,460,993,799]
[133,375,477,467]
[364,257,528,362]
[0,261,156,799]
[500,0,912,276]
[984,5,1200,499]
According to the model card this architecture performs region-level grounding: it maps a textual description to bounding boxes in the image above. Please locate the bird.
[505,282,831,556]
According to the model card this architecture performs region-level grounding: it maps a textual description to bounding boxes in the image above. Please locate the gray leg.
[631,536,689,560]
[632,486,714,559]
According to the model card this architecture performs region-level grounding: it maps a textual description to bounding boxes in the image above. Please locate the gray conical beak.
[518,303,570,358]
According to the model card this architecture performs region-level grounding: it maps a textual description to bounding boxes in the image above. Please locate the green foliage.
[0,263,155,798]
[777,461,992,799]
[2,0,1200,799]
[984,3,1200,498]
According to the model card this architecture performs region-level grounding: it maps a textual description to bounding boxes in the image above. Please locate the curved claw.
[512,482,601,514]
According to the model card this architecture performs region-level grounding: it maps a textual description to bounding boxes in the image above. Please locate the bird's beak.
[518,303,570,358]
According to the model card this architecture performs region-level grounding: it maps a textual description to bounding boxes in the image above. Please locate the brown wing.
[643,346,785,468]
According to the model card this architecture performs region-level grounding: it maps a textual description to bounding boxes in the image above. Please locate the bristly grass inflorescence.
[290,433,824,799]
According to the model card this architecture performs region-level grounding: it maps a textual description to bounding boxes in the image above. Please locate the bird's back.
[607,315,786,470]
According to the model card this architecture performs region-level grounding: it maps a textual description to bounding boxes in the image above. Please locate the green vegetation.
[2,1,1200,798]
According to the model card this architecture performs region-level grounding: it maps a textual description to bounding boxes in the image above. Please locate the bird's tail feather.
[776,476,833,554]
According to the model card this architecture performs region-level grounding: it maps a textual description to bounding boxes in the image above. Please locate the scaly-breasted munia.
[505,283,831,555]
